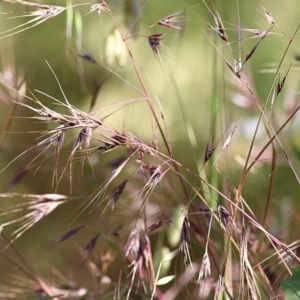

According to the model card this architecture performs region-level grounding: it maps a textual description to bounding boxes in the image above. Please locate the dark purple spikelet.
[98,142,118,153]
[180,217,190,250]
[211,11,228,42]
[83,234,100,257]
[204,141,216,163]
[147,220,164,233]
[108,180,127,207]
[148,33,164,55]
[276,72,288,96]
[54,225,85,245]
[217,205,232,228]
[147,213,171,233]
[76,52,97,64]
[98,133,126,153]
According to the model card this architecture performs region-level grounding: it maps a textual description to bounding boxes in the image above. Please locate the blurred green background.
[1,0,300,298]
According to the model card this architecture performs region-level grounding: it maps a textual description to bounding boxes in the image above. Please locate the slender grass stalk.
[1,1,300,299]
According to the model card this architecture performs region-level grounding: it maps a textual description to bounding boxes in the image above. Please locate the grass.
[1,0,300,299]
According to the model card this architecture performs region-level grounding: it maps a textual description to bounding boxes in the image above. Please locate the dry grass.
[1,0,300,299]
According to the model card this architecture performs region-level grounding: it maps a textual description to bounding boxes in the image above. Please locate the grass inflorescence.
[1,0,300,299]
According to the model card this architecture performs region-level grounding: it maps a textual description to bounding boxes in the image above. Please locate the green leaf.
[282,267,300,299]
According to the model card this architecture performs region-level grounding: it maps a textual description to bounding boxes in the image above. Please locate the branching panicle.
[1,1,300,299]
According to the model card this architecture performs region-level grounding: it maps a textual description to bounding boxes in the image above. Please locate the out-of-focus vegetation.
[1,0,300,299]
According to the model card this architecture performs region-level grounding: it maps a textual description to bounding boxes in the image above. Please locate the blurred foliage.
[282,267,300,300]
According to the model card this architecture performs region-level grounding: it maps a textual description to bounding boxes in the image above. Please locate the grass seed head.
[180,217,190,251]
[204,141,216,163]
[198,252,211,281]
[108,180,127,208]
[210,10,228,42]
[125,227,140,260]
[262,6,276,25]
[83,234,100,260]
[0,194,67,243]
[75,126,93,151]
[53,225,85,245]
[157,11,185,31]
[148,33,164,55]
[89,0,110,15]
[217,205,232,229]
